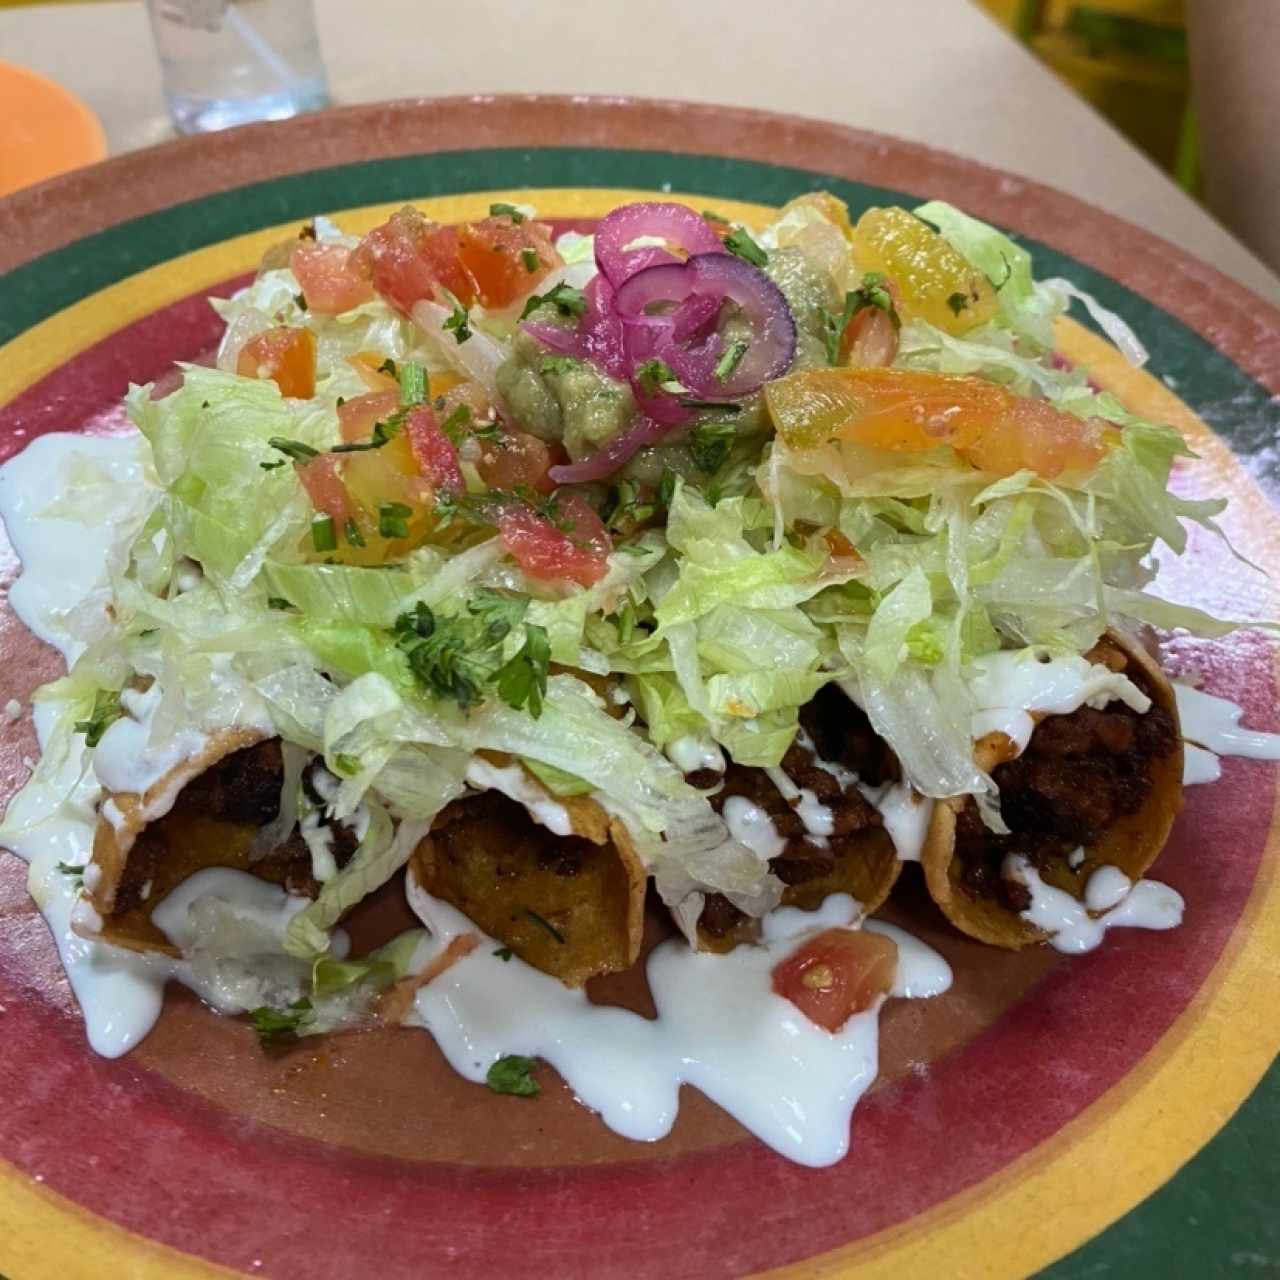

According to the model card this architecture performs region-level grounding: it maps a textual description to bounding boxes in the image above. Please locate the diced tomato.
[337,390,402,442]
[496,492,611,587]
[296,453,353,523]
[290,242,375,315]
[405,406,464,495]
[838,305,899,368]
[771,928,898,1032]
[455,216,560,310]
[351,207,475,313]
[347,352,400,392]
[477,428,560,495]
[237,326,316,398]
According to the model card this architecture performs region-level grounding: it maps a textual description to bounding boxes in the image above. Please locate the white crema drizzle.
[404,885,951,1166]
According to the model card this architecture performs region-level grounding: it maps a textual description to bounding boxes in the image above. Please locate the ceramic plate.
[1,97,1279,1280]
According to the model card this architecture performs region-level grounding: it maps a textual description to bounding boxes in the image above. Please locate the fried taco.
[78,732,352,955]
[921,629,1184,948]
[407,751,647,986]
[691,685,904,951]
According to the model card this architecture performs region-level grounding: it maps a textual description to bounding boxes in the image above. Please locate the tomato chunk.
[296,453,353,523]
[771,928,898,1032]
[455,215,560,310]
[337,390,401,442]
[496,492,611,587]
[351,207,475,313]
[290,242,375,315]
[237,326,316,399]
[478,428,560,495]
[765,367,1110,478]
[405,406,464,496]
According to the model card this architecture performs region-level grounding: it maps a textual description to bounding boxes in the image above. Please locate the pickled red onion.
[593,202,727,286]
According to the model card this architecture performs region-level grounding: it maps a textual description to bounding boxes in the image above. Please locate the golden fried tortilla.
[921,629,1184,949]
[79,731,314,954]
[409,758,647,987]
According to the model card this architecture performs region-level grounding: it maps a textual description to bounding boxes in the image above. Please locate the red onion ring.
[594,202,726,287]
[613,253,797,398]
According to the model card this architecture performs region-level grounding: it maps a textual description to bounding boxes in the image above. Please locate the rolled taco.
[79,732,345,954]
[407,751,647,986]
[692,684,904,951]
[922,629,1184,948]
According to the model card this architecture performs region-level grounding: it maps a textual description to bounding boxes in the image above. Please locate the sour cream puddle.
[406,886,951,1166]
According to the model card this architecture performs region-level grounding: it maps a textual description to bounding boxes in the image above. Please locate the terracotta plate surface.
[1,98,1279,1280]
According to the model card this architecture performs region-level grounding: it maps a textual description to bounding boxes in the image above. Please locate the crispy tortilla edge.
[920,628,1185,950]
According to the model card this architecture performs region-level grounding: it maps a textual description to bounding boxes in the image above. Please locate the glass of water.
[144,0,330,135]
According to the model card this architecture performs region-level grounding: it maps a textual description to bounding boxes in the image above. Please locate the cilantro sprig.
[520,283,587,321]
[820,271,900,366]
[392,591,550,716]
[249,998,313,1045]
[486,1054,540,1097]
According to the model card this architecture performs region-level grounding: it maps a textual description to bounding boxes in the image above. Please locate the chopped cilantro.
[260,460,287,471]
[701,209,729,223]
[329,409,408,453]
[947,291,970,316]
[521,248,539,273]
[267,596,294,611]
[689,420,737,474]
[299,221,317,240]
[439,403,473,444]
[520,282,587,321]
[293,292,308,312]
[56,861,84,882]
[493,947,514,962]
[724,226,768,267]
[819,271,901,366]
[658,466,679,509]
[634,358,681,397]
[489,202,525,223]
[378,357,399,377]
[524,908,565,944]
[378,501,412,539]
[486,1054,539,1097]
[268,437,320,462]
[311,516,337,553]
[74,689,123,748]
[249,998,312,1045]
[442,293,472,344]
[392,592,544,716]
[343,518,366,548]
[494,622,550,717]
[540,355,583,376]
[713,339,748,382]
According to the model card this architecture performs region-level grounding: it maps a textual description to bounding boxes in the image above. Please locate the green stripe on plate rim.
[0,143,1278,1276]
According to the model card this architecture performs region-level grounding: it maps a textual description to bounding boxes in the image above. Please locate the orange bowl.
[0,59,106,197]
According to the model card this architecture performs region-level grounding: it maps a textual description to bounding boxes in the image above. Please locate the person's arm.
[1186,0,1280,274]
